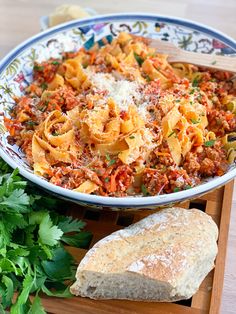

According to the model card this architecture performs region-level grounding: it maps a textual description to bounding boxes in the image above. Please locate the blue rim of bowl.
[0,13,236,207]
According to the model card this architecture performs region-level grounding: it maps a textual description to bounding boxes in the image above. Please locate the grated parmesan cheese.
[87,71,149,121]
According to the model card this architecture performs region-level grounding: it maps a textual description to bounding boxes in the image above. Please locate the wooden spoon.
[147,38,236,73]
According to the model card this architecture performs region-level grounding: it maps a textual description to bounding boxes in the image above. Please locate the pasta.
[4,32,236,196]
[32,110,79,176]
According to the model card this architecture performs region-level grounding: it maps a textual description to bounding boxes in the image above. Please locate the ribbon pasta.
[79,98,150,162]
[7,31,236,196]
[64,58,91,90]
[32,110,78,176]
[162,98,209,165]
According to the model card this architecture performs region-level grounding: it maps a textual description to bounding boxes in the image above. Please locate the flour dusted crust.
[70,207,218,301]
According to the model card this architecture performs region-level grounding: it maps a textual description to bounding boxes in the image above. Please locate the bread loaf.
[70,207,218,301]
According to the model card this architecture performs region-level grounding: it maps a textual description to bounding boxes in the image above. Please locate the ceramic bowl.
[0,13,236,209]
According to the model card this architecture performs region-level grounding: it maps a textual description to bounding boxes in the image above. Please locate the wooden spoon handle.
[168,50,236,72]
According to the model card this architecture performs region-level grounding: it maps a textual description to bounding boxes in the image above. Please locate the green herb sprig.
[204,139,216,147]
[0,159,92,313]
[133,52,144,66]
[106,154,116,167]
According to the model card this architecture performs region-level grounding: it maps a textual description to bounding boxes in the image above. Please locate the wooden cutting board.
[40,181,234,314]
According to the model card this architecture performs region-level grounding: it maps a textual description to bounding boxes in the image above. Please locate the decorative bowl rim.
[0,13,236,207]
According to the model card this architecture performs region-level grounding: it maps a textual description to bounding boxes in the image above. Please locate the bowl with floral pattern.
[0,13,236,210]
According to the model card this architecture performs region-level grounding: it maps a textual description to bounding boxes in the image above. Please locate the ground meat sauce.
[184,143,228,177]
[4,33,236,197]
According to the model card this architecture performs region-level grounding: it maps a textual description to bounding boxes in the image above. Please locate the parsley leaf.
[40,82,48,91]
[184,185,192,190]
[62,231,92,248]
[191,118,200,124]
[11,273,35,314]
[28,294,47,314]
[105,153,111,161]
[33,65,44,71]
[2,275,14,307]
[39,214,63,246]
[106,154,116,166]
[192,76,201,87]
[41,284,72,298]
[173,187,180,193]
[108,159,116,166]
[0,158,91,313]
[134,52,144,66]
[25,120,38,127]
[1,189,30,212]
[57,216,86,233]
[168,131,175,138]
[41,247,74,281]
[204,140,216,147]
[141,184,149,196]
[0,159,12,173]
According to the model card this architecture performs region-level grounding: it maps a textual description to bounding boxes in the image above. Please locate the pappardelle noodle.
[4,32,236,196]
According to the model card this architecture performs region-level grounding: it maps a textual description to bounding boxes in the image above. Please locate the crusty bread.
[70,207,218,301]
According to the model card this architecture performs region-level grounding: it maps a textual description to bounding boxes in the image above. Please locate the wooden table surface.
[0,0,236,313]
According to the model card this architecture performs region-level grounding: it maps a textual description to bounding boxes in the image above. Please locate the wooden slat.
[191,272,214,310]
[191,289,211,310]
[99,211,119,223]
[40,181,233,314]
[200,187,224,203]
[198,271,214,290]
[65,247,87,263]
[40,296,208,314]
[179,201,190,209]
[205,200,221,216]
[209,181,234,314]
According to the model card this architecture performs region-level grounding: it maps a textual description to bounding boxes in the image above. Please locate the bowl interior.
[0,14,236,208]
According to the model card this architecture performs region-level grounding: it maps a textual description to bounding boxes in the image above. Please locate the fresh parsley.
[141,184,149,196]
[25,121,38,127]
[173,187,180,193]
[168,131,175,138]
[40,82,48,91]
[133,52,144,66]
[0,158,92,313]
[192,76,200,87]
[106,154,116,166]
[105,153,111,161]
[190,118,200,124]
[33,65,44,72]
[51,61,60,65]
[108,159,116,166]
[204,140,216,147]
[184,185,192,190]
